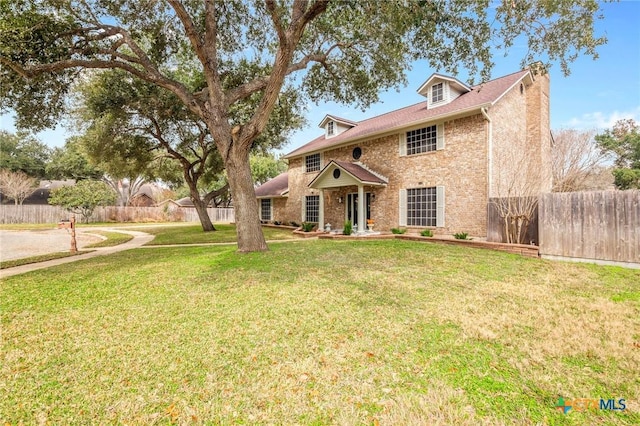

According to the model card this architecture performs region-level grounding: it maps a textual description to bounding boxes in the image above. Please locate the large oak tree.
[1,0,608,252]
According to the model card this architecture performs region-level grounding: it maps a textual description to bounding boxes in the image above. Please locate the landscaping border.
[317,232,539,258]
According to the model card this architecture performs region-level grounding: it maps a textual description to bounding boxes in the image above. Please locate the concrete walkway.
[0,229,155,279]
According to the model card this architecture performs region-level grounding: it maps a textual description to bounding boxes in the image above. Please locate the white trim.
[399,189,407,227]
[284,103,491,160]
[481,107,493,197]
[318,191,324,229]
[304,153,321,173]
[490,71,533,106]
[259,198,273,221]
[436,186,445,227]
[417,73,471,97]
[357,185,365,233]
[319,114,358,128]
[326,120,335,137]
[436,123,445,150]
[398,132,407,156]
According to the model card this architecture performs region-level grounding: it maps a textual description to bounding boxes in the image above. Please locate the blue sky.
[1,1,639,153]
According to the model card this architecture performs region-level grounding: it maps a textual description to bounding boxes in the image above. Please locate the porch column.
[319,189,325,230]
[357,184,365,233]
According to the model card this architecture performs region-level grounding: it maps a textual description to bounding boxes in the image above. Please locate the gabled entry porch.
[308,160,388,234]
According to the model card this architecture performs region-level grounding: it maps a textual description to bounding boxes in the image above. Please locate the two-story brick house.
[255,67,551,236]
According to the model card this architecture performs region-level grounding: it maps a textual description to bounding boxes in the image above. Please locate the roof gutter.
[285,102,492,159]
[481,107,493,197]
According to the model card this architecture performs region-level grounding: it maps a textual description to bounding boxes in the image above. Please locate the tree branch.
[225,45,341,105]
[166,0,208,66]
[266,0,287,45]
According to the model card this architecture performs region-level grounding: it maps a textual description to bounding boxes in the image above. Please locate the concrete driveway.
[0,228,103,261]
[0,228,155,279]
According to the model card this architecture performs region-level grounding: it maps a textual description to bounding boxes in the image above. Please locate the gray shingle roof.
[255,172,289,198]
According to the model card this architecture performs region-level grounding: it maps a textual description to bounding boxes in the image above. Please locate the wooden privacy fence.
[0,205,235,225]
[538,190,640,265]
[487,198,539,245]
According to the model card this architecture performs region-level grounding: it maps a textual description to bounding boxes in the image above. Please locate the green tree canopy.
[73,68,304,230]
[0,130,50,178]
[48,180,117,223]
[1,0,609,251]
[251,153,287,186]
[595,119,640,189]
[46,137,103,181]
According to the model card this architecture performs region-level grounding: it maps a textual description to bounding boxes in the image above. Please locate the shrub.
[343,220,353,235]
[301,222,315,232]
[273,221,282,226]
[453,232,469,240]
[290,221,300,228]
[420,229,433,237]
[391,228,406,234]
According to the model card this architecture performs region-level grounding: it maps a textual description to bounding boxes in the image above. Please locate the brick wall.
[490,72,551,198]
[273,71,550,238]
[283,113,489,236]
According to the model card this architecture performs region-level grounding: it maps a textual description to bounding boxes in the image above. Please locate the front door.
[346,192,371,228]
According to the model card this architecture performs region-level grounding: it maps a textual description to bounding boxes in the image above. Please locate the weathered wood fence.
[538,190,639,265]
[488,190,640,265]
[487,198,539,245]
[0,205,235,224]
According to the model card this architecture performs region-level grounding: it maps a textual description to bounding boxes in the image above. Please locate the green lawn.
[0,250,91,269]
[83,231,134,248]
[138,223,300,245]
[1,240,638,424]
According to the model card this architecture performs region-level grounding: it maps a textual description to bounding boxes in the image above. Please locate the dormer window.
[417,73,471,109]
[319,115,357,139]
[431,82,444,103]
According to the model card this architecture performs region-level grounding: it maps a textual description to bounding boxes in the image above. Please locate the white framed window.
[431,82,444,103]
[406,125,437,155]
[305,195,320,223]
[260,198,272,221]
[407,187,436,226]
[399,186,444,227]
[305,153,321,172]
[327,121,335,136]
[399,123,444,156]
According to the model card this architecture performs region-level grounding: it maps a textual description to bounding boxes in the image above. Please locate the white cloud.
[563,106,640,130]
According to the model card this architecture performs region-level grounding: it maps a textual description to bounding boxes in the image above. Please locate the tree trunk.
[226,147,268,253]
[191,193,216,232]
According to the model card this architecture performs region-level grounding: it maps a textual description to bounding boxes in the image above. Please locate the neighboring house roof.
[134,183,161,199]
[285,69,532,159]
[3,179,76,205]
[39,179,77,190]
[308,160,388,190]
[156,199,181,207]
[175,197,218,207]
[175,197,195,207]
[255,172,289,198]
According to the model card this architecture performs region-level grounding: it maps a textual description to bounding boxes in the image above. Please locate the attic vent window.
[327,121,335,136]
[352,147,362,160]
[431,82,444,103]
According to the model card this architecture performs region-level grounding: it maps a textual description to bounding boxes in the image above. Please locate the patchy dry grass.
[1,240,638,424]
